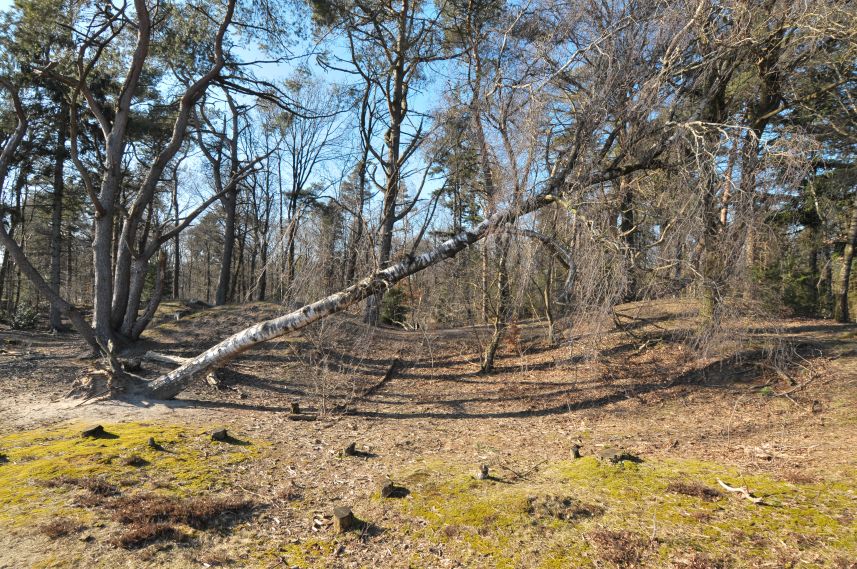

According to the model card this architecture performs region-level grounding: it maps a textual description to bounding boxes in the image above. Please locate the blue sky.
[0,0,448,233]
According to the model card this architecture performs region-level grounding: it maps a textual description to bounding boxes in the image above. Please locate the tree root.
[65,368,151,402]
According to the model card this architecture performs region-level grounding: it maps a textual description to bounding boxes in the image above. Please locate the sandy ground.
[1,300,855,568]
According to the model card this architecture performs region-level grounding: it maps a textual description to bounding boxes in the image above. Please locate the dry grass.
[588,529,653,566]
[107,493,254,549]
[38,517,82,539]
[670,552,727,569]
[665,480,723,501]
[45,475,120,497]
[113,522,185,549]
[196,549,233,567]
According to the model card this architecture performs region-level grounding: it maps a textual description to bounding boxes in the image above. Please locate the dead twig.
[496,459,547,481]
[716,479,764,504]
[773,376,817,397]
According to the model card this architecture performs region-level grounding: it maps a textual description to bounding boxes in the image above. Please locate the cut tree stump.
[333,506,355,533]
[173,309,191,320]
[380,480,409,498]
[595,448,642,464]
[81,425,106,438]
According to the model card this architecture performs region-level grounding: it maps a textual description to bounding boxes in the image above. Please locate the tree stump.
[333,506,354,533]
[211,429,229,442]
[596,448,642,464]
[124,454,148,467]
[81,425,106,438]
[379,479,409,498]
[173,309,191,321]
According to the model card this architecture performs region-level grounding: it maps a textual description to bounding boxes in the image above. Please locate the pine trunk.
[49,108,67,331]
[835,194,857,323]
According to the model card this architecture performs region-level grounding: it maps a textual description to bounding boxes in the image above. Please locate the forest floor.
[0,299,855,568]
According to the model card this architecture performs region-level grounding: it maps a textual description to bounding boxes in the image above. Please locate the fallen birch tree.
[123,0,696,399]
[141,145,666,399]
[141,144,623,399]
[144,191,559,398]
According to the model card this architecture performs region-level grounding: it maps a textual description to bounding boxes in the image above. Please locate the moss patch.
[0,422,258,528]
[394,457,857,568]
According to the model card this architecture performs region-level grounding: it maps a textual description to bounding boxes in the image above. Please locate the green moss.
[392,456,857,567]
[275,538,336,568]
[0,422,258,528]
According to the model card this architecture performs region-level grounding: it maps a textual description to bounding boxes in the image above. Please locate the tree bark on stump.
[333,507,354,533]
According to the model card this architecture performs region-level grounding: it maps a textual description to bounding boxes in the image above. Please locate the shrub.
[380,286,407,326]
[11,303,40,330]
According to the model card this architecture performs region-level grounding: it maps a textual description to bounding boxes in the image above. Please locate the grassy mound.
[390,457,857,568]
[0,422,257,532]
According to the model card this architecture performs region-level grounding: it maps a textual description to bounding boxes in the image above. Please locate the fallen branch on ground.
[142,351,189,365]
[717,479,764,504]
